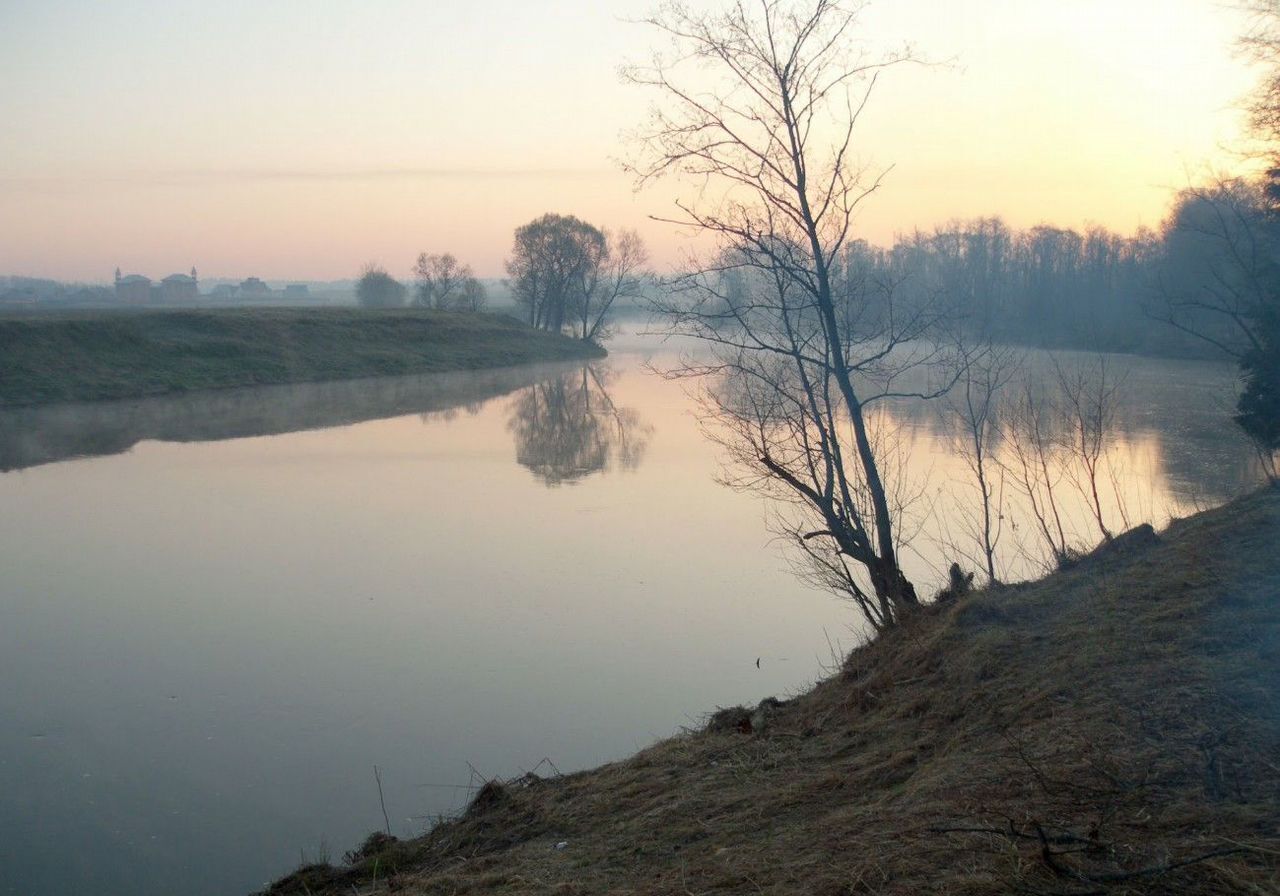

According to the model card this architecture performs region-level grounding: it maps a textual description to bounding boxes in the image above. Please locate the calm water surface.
[0,335,1258,895]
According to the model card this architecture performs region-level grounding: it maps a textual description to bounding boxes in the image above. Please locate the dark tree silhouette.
[1149,181,1273,361]
[1143,4,1280,478]
[506,215,606,334]
[1236,330,1280,477]
[356,263,407,308]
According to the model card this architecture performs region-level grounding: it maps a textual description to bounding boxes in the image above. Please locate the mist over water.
[0,335,1254,896]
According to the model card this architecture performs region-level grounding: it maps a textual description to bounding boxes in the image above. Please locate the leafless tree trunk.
[628,1,962,629]
[1003,378,1072,569]
[1054,356,1125,543]
[943,346,1019,585]
[578,229,650,342]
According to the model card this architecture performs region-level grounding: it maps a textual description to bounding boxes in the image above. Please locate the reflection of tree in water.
[507,365,651,485]
[874,358,1260,508]
[418,400,486,425]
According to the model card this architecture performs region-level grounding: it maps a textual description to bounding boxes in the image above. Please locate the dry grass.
[264,485,1280,896]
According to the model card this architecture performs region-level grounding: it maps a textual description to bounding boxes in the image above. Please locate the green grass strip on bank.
[0,307,605,407]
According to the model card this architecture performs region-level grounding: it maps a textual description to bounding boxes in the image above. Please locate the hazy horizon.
[0,0,1260,281]
[3,4,1278,894]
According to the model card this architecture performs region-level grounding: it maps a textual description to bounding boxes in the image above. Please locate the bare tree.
[413,252,486,312]
[1240,1,1280,155]
[458,276,487,313]
[998,356,1132,570]
[578,229,650,342]
[1053,356,1126,543]
[1002,377,1072,570]
[1223,7,1280,477]
[628,1,963,629]
[941,346,1019,585]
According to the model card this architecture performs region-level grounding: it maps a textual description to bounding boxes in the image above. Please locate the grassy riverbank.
[0,308,604,407]
[267,485,1280,896]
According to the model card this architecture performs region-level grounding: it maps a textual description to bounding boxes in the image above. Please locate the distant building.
[209,284,239,299]
[115,266,199,304]
[160,269,198,303]
[239,277,271,297]
[115,271,151,304]
[283,284,309,298]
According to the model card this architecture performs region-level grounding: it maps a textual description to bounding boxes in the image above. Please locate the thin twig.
[373,765,392,837]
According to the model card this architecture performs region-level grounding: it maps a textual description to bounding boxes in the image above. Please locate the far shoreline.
[0,306,606,409]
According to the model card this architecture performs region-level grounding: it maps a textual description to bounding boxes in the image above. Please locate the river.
[0,333,1259,896]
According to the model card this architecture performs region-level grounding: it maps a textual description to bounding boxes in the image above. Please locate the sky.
[0,0,1262,281]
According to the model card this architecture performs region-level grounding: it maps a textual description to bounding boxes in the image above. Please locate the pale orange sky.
[0,0,1260,281]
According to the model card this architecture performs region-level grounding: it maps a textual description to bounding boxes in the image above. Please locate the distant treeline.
[835,184,1266,359]
[0,276,113,308]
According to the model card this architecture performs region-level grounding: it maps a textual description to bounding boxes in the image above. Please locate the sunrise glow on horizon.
[0,0,1261,281]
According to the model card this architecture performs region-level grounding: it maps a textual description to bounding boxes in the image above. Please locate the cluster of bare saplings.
[933,350,1150,584]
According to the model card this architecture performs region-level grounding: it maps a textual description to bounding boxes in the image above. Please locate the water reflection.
[507,366,652,486]
[875,352,1258,507]
[699,348,1261,588]
[0,363,588,474]
[0,344,1264,896]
